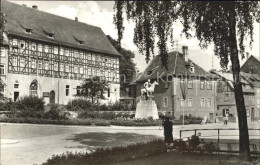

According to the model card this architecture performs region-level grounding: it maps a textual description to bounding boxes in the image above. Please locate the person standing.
[163,117,173,151]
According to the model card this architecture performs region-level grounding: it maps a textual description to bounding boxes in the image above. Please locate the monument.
[135,79,159,120]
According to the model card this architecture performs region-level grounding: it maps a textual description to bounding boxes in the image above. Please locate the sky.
[10,1,260,72]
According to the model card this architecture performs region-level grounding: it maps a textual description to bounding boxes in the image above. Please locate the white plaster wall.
[5,73,120,105]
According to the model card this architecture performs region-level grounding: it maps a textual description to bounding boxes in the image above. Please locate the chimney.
[75,17,78,22]
[182,46,188,62]
[32,5,38,10]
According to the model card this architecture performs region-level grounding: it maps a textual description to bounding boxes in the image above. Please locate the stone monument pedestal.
[135,100,159,120]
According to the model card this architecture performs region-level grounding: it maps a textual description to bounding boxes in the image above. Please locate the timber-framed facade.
[0,1,121,104]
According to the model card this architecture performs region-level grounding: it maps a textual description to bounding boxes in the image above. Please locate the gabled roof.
[2,0,120,56]
[135,51,212,82]
[241,55,260,75]
[211,71,256,93]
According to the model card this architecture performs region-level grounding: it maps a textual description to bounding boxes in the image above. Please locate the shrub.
[0,117,110,126]
[111,118,161,126]
[174,135,218,154]
[42,139,166,165]
[66,98,92,111]
[78,111,134,120]
[17,96,45,111]
[45,104,70,120]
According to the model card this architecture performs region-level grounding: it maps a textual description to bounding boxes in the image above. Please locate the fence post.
[195,129,197,136]
[180,130,182,139]
[218,129,220,143]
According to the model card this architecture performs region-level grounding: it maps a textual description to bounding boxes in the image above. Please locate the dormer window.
[47,33,54,39]
[78,41,84,45]
[74,36,84,45]
[190,63,195,73]
[25,28,32,34]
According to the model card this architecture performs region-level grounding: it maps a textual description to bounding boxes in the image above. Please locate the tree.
[0,80,5,100]
[107,35,136,87]
[77,76,109,105]
[114,1,260,160]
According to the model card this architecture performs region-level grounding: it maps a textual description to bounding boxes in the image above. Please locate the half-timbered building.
[0,1,121,104]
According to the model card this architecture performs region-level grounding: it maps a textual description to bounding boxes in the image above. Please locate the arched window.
[30,80,38,97]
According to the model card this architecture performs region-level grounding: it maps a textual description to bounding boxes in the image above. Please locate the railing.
[179,128,260,142]
[179,128,260,156]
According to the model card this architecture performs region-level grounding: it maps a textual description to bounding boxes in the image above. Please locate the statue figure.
[141,80,159,100]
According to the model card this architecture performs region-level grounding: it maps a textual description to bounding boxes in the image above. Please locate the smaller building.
[211,70,257,122]
[131,46,217,121]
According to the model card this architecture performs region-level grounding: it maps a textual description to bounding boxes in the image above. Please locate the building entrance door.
[14,92,19,101]
[50,91,55,104]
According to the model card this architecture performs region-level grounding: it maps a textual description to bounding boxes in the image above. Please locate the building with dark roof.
[210,70,258,122]
[131,46,218,121]
[0,1,121,104]
[241,55,260,76]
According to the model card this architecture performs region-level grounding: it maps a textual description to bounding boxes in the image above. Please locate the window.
[78,41,84,45]
[80,67,83,74]
[25,28,32,34]
[188,98,192,107]
[60,48,64,55]
[13,39,18,46]
[11,57,17,66]
[207,98,212,107]
[60,63,64,72]
[163,97,168,107]
[65,64,69,72]
[181,98,185,107]
[38,44,42,52]
[200,98,205,107]
[14,83,19,88]
[20,58,25,67]
[79,52,83,59]
[0,64,5,75]
[31,60,36,68]
[207,81,212,90]
[65,49,69,56]
[54,46,58,54]
[190,65,195,73]
[246,109,250,117]
[200,81,205,90]
[20,40,25,49]
[1,47,6,57]
[76,86,81,95]
[74,51,78,58]
[66,85,70,96]
[44,61,49,70]
[54,62,58,71]
[224,93,229,101]
[32,43,36,51]
[107,88,110,97]
[38,60,42,69]
[74,66,78,74]
[47,33,54,39]
[30,81,38,97]
[188,80,193,89]
[44,45,49,53]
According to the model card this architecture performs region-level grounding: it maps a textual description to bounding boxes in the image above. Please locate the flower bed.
[111,118,161,126]
[0,117,110,126]
[42,139,166,165]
